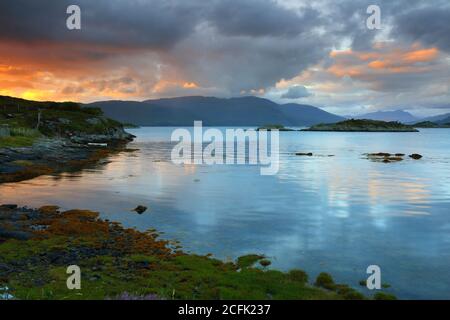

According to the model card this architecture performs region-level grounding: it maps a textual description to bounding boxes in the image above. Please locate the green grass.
[0,135,38,148]
[0,125,41,148]
[0,95,123,139]
[237,254,265,268]
[0,209,370,300]
[1,248,343,300]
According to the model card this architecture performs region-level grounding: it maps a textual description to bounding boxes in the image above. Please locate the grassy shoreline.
[0,205,394,300]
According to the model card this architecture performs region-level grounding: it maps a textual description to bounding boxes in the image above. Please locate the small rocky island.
[413,121,450,128]
[302,119,419,132]
[256,124,296,131]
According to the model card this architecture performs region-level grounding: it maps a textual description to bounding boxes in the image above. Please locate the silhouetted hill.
[88,96,344,126]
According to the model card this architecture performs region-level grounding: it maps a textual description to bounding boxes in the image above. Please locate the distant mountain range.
[348,110,419,123]
[88,97,450,127]
[419,112,450,125]
[88,96,345,127]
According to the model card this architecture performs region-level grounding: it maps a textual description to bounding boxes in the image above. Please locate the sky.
[0,0,449,116]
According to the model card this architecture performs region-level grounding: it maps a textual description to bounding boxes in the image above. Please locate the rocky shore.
[0,95,135,184]
[0,134,134,184]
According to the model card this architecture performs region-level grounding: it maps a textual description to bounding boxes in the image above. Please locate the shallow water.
[1,127,450,299]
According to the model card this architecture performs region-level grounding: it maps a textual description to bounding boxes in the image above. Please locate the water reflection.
[1,128,450,299]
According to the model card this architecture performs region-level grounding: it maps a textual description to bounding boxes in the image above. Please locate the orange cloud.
[328,65,362,77]
[366,47,439,72]
[328,44,440,79]
[403,48,438,63]
[367,60,387,69]
[329,49,353,58]
[182,82,199,89]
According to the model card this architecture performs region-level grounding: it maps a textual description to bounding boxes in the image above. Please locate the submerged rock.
[385,157,403,163]
[367,152,391,157]
[366,152,405,163]
[133,205,148,214]
[409,154,423,160]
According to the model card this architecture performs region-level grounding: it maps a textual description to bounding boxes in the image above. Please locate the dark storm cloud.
[0,0,446,60]
[209,0,321,37]
[0,0,205,49]
[0,0,321,48]
[171,26,330,95]
[0,0,449,111]
[394,6,450,53]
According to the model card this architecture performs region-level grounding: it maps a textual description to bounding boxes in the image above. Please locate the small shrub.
[343,290,365,300]
[287,269,308,284]
[335,285,365,300]
[48,102,81,112]
[315,272,335,290]
[373,292,397,300]
[82,107,104,116]
[236,254,264,268]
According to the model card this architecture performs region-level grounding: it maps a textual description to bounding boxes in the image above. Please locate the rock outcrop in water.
[256,124,296,131]
[302,119,419,132]
[364,152,423,163]
[409,154,423,160]
[365,153,405,163]
[413,121,450,128]
[133,205,148,214]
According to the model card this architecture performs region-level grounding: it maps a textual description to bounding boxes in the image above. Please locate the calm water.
[1,127,450,299]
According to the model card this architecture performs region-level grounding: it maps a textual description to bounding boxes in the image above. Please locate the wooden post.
[36,109,42,130]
